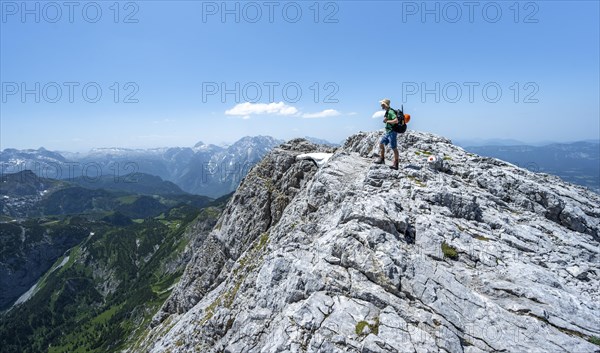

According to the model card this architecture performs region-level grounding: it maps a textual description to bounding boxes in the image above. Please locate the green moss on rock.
[442,242,458,260]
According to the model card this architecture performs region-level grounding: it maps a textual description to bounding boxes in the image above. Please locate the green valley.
[0,202,226,353]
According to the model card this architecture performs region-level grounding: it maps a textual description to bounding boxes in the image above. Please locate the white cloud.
[348,112,358,116]
[225,102,298,117]
[225,103,344,120]
[372,111,385,119]
[152,118,174,124]
[302,109,341,119]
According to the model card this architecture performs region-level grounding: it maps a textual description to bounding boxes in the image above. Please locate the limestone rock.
[132,131,600,353]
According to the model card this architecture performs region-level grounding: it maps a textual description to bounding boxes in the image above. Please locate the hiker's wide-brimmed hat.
[379,98,391,107]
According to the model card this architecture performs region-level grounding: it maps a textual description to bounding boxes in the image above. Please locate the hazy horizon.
[1,133,599,154]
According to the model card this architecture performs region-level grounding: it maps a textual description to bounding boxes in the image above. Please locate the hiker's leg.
[390,133,399,168]
[390,133,398,160]
[391,149,399,169]
[373,143,386,164]
[375,133,388,164]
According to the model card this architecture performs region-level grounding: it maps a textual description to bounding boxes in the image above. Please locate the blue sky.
[1,0,599,151]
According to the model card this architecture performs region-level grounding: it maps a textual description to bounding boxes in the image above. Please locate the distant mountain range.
[303,136,340,146]
[454,138,530,146]
[462,141,599,193]
[3,137,596,197]
[0,169,213,220]
[455,138,600,147]
[1,136,285,198]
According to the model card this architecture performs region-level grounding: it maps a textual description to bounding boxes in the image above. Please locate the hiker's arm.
[388,110,398,124]
[388,112,398,124]
[383,111,398,124]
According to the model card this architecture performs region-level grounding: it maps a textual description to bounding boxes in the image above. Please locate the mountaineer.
[374,98,399,170]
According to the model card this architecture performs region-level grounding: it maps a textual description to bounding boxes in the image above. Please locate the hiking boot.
[389,164,398,170]
[374,158,385,165]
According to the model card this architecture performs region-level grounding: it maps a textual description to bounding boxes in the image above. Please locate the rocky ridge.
[131,130,599,353]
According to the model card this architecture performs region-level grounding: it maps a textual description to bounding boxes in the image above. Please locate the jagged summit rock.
[132,131,600,353]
